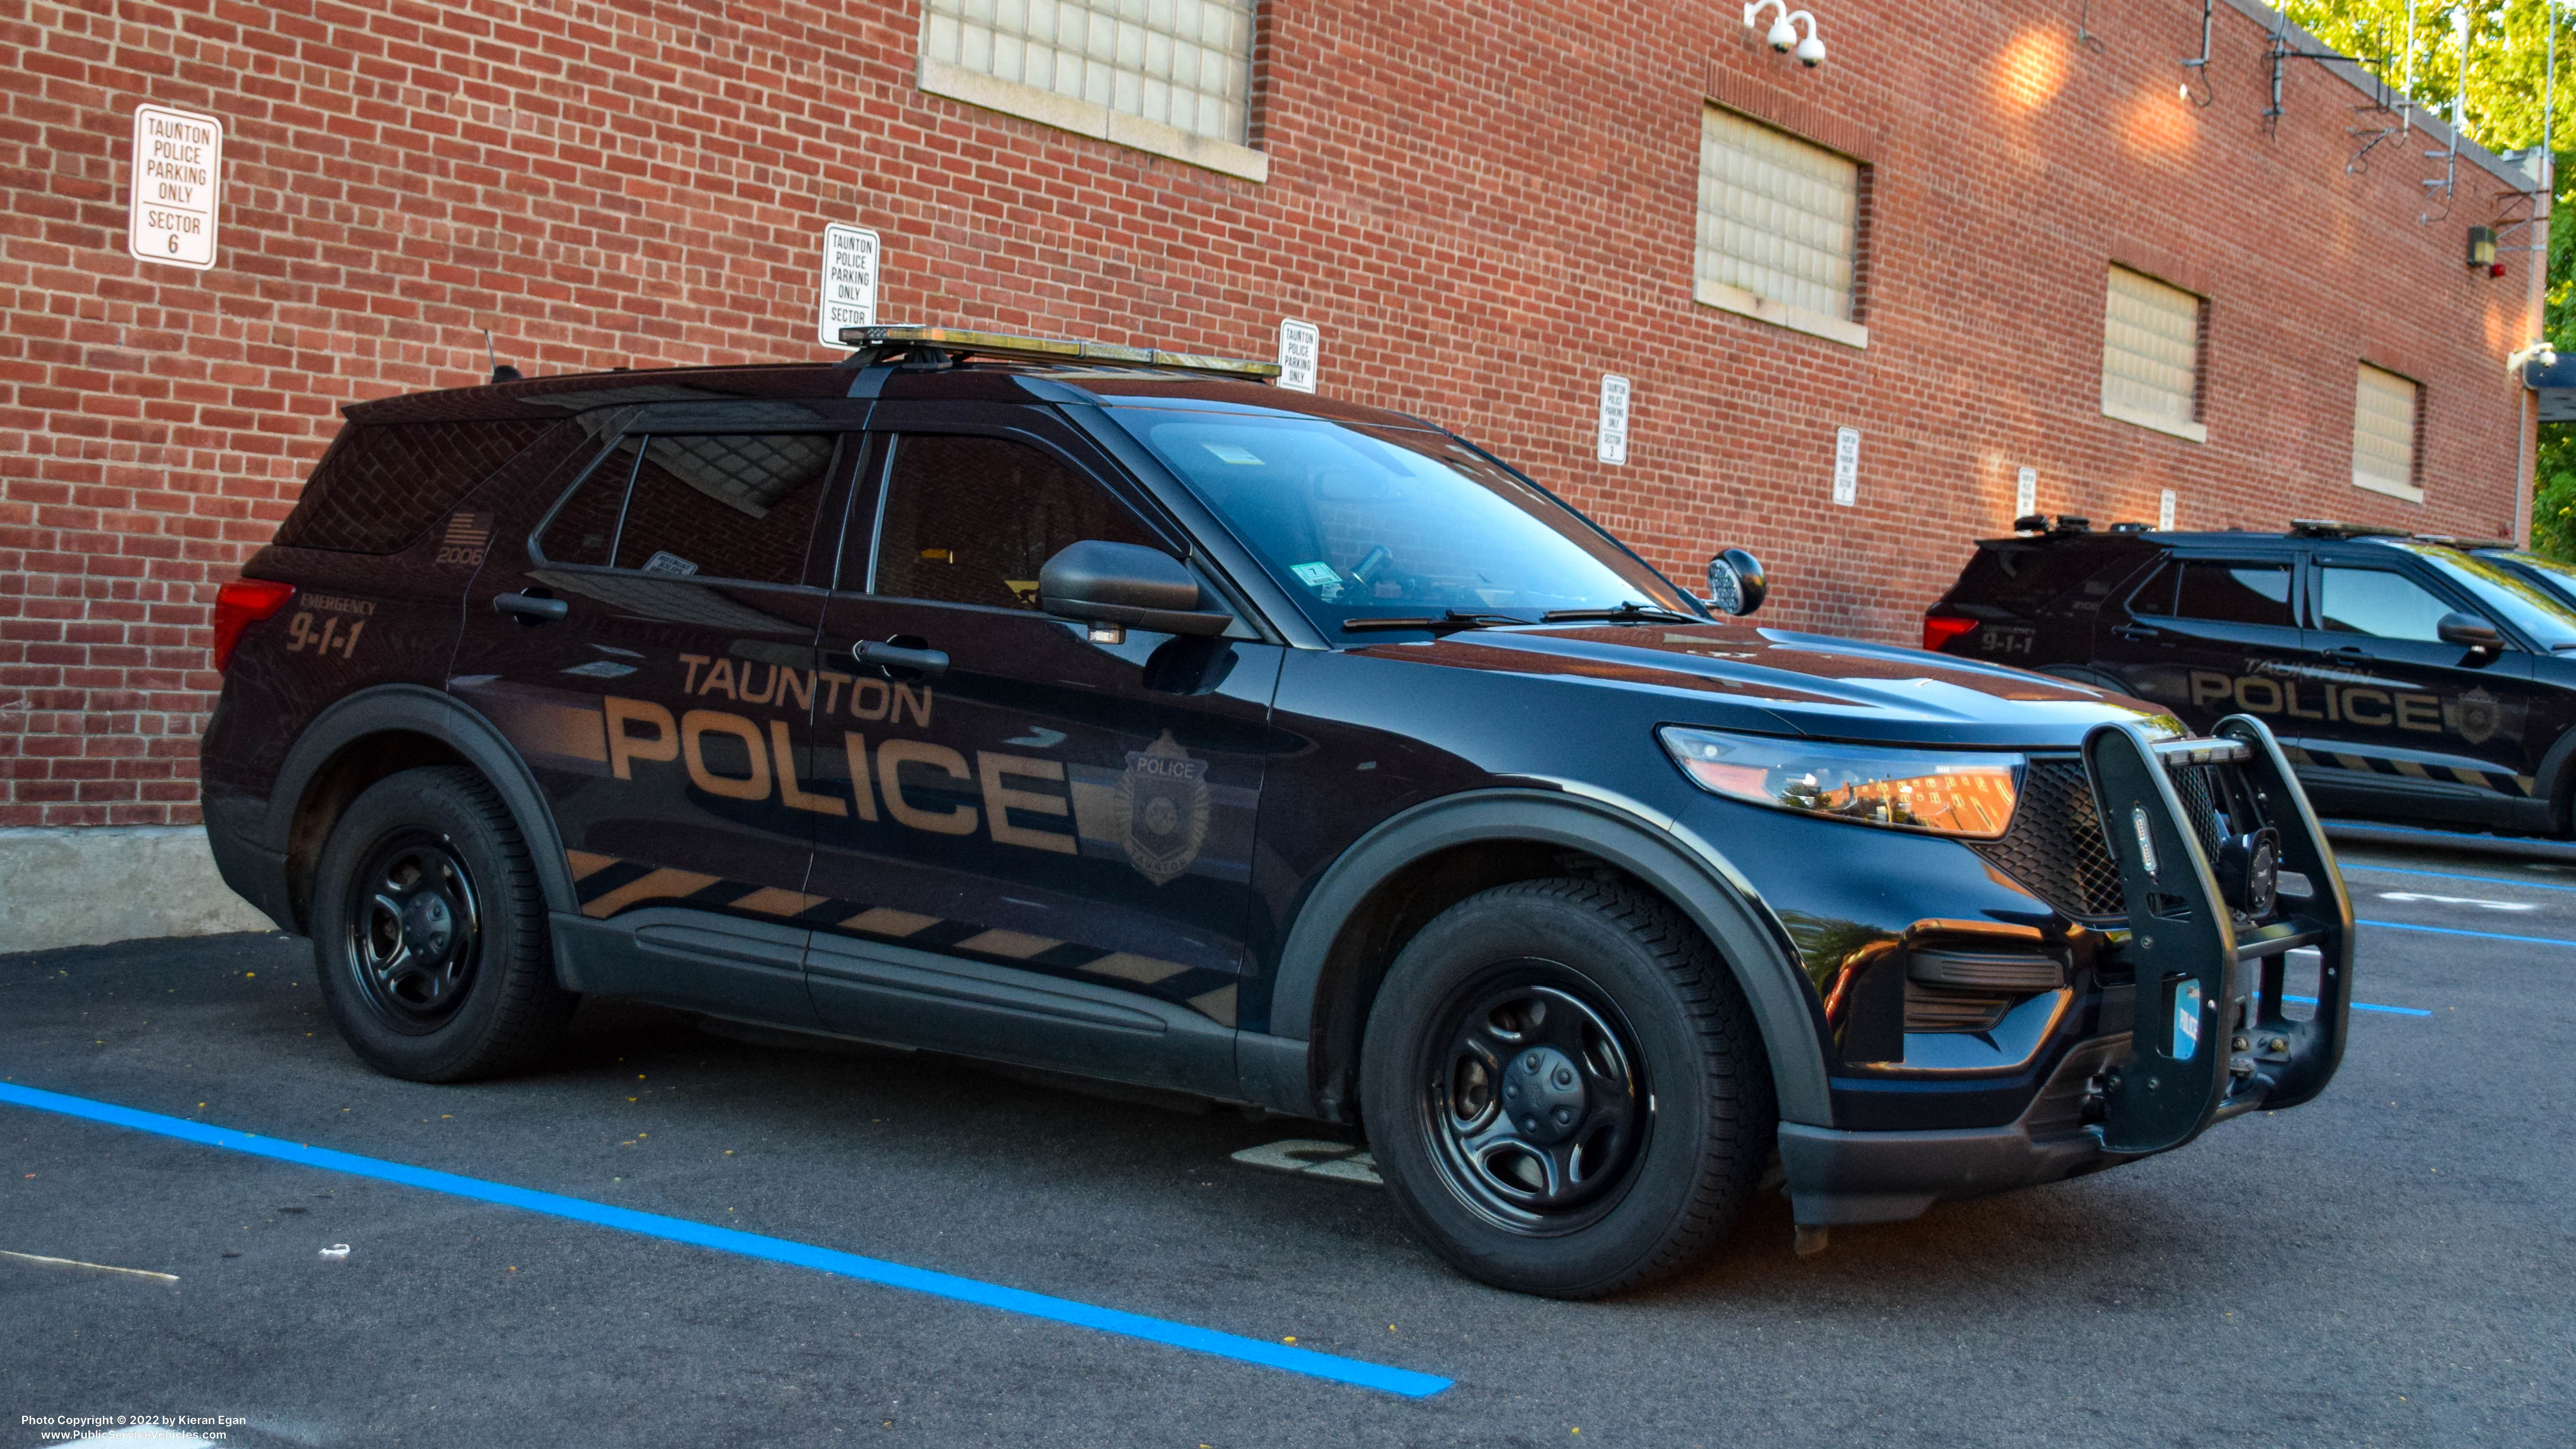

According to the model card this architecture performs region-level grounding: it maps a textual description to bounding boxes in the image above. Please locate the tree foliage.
[2282,1,2574,551]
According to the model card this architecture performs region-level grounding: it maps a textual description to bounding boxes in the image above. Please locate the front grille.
[1970,752,2253,921]
[1973,756,2124,918]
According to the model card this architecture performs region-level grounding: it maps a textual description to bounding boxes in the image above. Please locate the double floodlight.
[1744,0,1826,67]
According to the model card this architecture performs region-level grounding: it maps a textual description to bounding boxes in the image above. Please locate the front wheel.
[1359,879,1774,1297]
[310,766,575,1082]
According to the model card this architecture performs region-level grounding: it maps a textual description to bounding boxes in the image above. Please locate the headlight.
[1657,727,2022,839]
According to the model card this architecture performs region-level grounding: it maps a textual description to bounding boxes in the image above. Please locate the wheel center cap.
[402,893,453,954]
[1499,1046,1586,1144]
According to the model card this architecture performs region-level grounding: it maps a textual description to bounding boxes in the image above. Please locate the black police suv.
[1927,518,2576,838]
[202,327,2354,1297]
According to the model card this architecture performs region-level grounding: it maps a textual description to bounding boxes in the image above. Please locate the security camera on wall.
[1743,2,1826,69]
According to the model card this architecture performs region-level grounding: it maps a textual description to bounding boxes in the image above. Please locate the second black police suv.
[199,328,2354,1298]
[1927,517,2576,839]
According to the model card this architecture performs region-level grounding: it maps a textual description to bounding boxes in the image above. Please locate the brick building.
[0,0,2545,945]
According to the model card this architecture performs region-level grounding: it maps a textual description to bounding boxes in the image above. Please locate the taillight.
[212,577,297,672]
[1922,613,1979,653]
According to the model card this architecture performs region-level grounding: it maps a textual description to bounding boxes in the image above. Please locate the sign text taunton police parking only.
[128,103,225,271]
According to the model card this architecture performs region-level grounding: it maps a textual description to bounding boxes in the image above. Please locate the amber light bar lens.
[1657,727,2022,839]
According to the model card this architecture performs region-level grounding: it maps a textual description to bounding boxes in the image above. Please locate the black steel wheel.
[341,831,484,1032]
[310,766,575,1082]
[1360,878,1774,1298]
[1420,970,1649,1235]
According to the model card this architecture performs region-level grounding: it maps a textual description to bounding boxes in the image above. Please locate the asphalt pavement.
[4,841,2570,1448]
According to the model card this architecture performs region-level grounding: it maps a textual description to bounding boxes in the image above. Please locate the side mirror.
[1704,548,1768,617]
[1039,541,1236,638]
[2436,611,2505,651]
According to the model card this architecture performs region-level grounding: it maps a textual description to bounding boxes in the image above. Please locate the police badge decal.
[2448,688,2502,748]
[1114,731,1211,886]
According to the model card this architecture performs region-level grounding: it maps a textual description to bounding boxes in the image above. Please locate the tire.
[1359,878,1775,1298]
[309,765,575,1082]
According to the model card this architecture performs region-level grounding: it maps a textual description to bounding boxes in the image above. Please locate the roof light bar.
[839,324,1283,380]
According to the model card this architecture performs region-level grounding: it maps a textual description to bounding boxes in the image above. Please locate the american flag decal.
[435,511,490,566]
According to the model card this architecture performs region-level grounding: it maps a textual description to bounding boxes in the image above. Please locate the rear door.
[2092,551,2308,730]
[451,417,859,1023]
[797,403,1283,1095]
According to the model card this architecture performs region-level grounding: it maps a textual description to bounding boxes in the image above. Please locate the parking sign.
[128,104,224,270]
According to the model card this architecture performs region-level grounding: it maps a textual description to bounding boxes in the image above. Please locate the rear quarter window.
[274,419,557,554]
[1948,544,2151,614]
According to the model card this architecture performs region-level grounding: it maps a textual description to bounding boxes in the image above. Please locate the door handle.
[2111,623,2162,642]
[852,639,949,677]
[493,590,569,624]
[2322,644,2369,661]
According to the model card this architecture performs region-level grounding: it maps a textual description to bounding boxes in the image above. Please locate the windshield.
[2384,542,2576,651]
[1114,410,1697,632]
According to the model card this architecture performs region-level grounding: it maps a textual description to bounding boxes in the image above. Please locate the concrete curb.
[0,826,277,954]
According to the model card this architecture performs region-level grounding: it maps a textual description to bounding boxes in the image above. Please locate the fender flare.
[1263,788,1834,1127]
[263,683,580,923]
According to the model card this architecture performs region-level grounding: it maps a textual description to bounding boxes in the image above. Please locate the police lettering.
[2183,670,2447,734]
[597,693,1079,856]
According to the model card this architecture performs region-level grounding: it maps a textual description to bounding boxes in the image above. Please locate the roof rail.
[2287,519,2410,541]
[838,324,1283,381]
[2409,533,2519,551]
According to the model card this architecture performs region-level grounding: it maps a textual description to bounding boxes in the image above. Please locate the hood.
[1355,622,2183,748]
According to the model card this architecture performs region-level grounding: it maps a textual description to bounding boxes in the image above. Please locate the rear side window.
[2133,559,2294,626]
[536,433,842,585]
[276,420,555,554]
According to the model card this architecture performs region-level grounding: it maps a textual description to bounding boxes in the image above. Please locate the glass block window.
[1694,105,1860,323]
[2352,363,2422,501]
[922,0,1258,144]
[2101,267,2203,434]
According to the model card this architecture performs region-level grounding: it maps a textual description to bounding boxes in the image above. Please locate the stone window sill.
[916,56,1268,184]
[2350,471,2425,504]
[1694,278,1867,349]
[2101,399,2210,444]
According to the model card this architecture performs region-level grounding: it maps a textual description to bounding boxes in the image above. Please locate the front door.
[452,421,857,1022]
[2305,559,2545,825]
[798,409,1281,1093]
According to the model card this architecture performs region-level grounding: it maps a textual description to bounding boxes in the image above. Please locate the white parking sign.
[128,104,223,270]
[818,224,881,345]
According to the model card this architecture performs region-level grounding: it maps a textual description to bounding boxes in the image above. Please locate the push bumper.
[1778,715,2355,1226]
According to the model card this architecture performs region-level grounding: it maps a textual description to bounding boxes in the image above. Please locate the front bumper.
[1779,715,2355,1224]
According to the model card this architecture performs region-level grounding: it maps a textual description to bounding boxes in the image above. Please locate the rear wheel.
[310,766,574,1081]
[1359,879,1774,1298]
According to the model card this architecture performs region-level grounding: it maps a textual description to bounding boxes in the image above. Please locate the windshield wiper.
[1341,610,1534,635]
[1539,600,1701,625]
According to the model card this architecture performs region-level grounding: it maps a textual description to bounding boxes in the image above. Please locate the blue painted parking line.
[2283,994,2433,1018]
[2340,863,2576,895]
[2356,919,2576,949]
[0,1080,1451,1399]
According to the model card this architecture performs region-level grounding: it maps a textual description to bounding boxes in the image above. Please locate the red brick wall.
[0,0,2537,826]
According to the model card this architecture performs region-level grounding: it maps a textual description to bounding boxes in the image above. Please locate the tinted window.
[1952,544,2150,612]
[2171,561,2293,626]
[276,419,557,553]
[2319,567,2453,642]
[537,433,840,585]
[2126,560,2177,617]
[867,435,1158,607]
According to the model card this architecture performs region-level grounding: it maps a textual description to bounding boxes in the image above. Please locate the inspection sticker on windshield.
[1290,561,1341,593]
[1203,442,1264,465]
